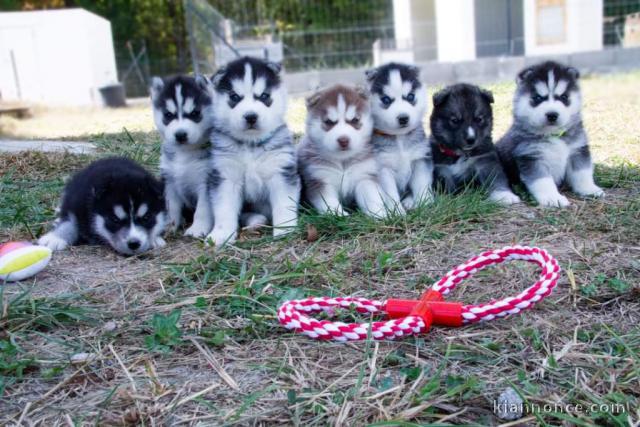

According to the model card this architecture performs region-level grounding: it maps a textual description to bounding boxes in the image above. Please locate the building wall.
[523,0,603,56]
[434,0,477,62]
[0,9,117,106]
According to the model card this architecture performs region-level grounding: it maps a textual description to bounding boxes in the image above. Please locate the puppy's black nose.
[244,113,258,126]
[397,115,409,126]
[175,131,188,143]
[546,112,559,124]
[465,136,476,146]
[127,239,141,251]
[337,136,350,149]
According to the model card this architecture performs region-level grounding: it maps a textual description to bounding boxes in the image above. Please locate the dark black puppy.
[429,83,520,205]
[38,157,166,256]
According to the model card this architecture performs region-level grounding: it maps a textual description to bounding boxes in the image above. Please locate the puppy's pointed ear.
[432,87,451,107]
[407,64,421,78]
[266,61,282,75]
[364,68,377,82]
[92,179,111,200]
[355,85,369,101]
[150,77,164,100]
[211,66,227,88]
[516,67,534,85]
[480,88,494,104]
[305,91,323,109]
[146,175,164,201]
[195,74,211,91]
[567,66,580,80]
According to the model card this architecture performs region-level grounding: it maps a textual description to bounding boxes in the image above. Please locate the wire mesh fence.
[184,0,394,75]
[117,0,640,97]
[604,0,640,47]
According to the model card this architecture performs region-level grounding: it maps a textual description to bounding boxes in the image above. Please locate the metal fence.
[111,0,640,97]
[604,0,640,47]
[184,0,394,75]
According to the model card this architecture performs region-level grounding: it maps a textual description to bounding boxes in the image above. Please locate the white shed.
[0,8,118,106]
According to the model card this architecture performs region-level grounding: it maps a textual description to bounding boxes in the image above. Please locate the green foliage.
[0,338,39,395]
[0,339,37,378]
[145,309,183,353]
[1,288,94,332]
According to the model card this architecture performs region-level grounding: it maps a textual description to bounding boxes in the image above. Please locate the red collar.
[438,144,460,159]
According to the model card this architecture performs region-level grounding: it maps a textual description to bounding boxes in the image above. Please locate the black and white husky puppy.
[497,61,604,207]
[205,57,300,247]
[38,158,166,256]
[365,63,433,213]
[151,75,215,237]
[430,84,520,204]
[297,84,387,218]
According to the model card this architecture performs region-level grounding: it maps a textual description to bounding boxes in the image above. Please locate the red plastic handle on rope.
[385,299,463,327]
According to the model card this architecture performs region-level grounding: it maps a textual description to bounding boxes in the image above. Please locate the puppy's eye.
[350,117,360,125]
[258,92,271,102]
[229,92,242,103]
[163,111,174,121]
[381,96,393,106]
[324,119,337,127]
[450,116,462,126]
[475,116,485,125]
[532,94,544,103]
[190,110,201,119]
[110,214,123,223]
[141,213,151,221]
[405,93,415,102]
[558,94,569,102]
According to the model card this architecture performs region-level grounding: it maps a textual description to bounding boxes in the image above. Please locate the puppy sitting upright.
[497,61,603,207]
[365,63,433,213]
[298,84,387,218]
[205,57,300,247]
[430,84,520,205]
[151,75,214,237]
[38,157,166,256]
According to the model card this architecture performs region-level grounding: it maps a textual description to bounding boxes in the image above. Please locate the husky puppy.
[205,57,300,247]
[151,75,214,237]
[38,158,166,256]
[497,61,603,207]
[430,84,521,205]
[298,84,387,218]
[365,63,433,213]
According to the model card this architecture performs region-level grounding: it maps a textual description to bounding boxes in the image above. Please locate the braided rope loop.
[277,246,560,341]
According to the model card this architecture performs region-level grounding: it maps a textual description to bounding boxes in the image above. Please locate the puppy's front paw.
[38,233,68,251]
[152,236,166,249]
[333,207,350,217]
[490,190,522,205]
[184,222,211,238]
[273,226,295,238]
[205,228,237,248]
[401,195,414,211]
[575,186,605,198]
[538,193,570,208]
[406,192,435,210]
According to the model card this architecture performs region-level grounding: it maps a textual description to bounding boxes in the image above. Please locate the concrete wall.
[283,47,640,95]
[0,8,118,106]
[435,0,477,62]
[523,0,603,56]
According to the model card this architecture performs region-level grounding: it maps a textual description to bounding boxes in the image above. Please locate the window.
[536,0,567,45]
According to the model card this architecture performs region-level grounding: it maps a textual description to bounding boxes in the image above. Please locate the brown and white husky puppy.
[297,84,387,218]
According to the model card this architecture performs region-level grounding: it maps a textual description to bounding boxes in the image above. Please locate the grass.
[0,71,639,425]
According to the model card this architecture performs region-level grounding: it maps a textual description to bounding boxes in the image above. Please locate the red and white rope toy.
[278,246,560,341]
